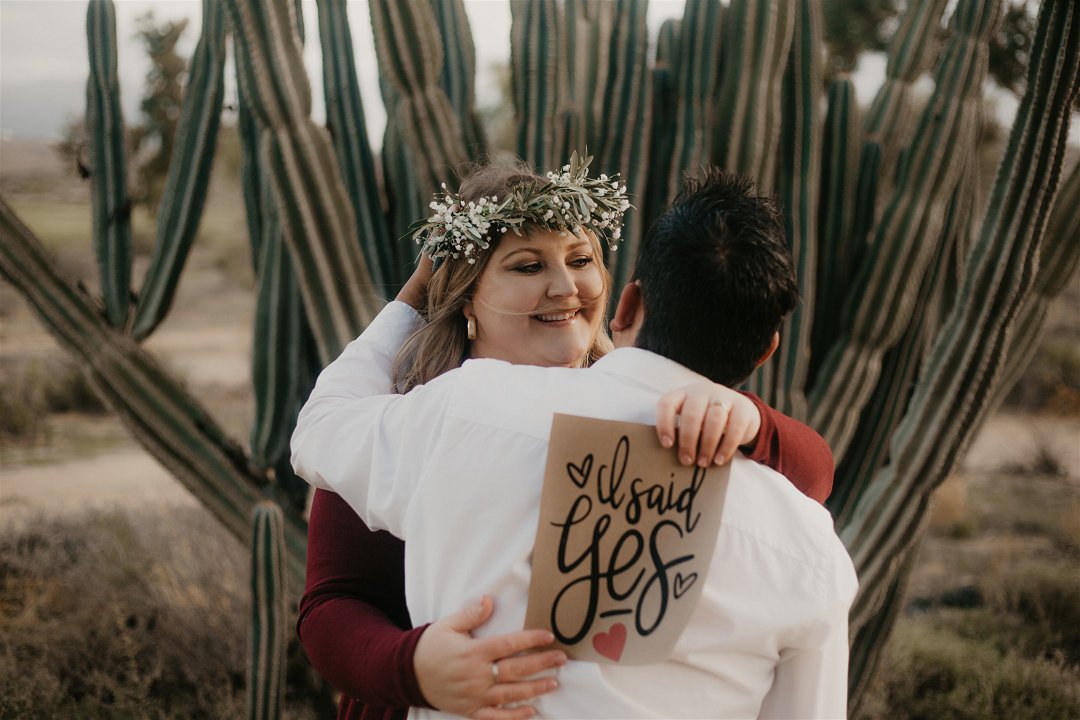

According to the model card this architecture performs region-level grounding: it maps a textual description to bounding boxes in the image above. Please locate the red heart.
[592,623,627,662]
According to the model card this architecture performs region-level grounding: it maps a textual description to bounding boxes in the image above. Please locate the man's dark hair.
[632,168,798,386]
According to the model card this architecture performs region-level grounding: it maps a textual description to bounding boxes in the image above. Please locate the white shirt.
[292,301,857,719]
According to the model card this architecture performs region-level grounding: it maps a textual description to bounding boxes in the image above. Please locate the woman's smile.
[533,308,581,324]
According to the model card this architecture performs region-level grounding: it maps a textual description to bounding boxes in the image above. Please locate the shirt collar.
[590,347,711,395]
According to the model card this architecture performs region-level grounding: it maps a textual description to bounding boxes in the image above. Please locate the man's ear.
[609,282,641,331]
[610,282,644,346]
[754,331,780,369]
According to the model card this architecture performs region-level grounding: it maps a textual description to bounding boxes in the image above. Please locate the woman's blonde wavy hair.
[393,160,614,393]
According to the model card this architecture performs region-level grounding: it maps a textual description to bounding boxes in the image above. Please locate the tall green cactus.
[511,0,564,171]
[317,0,395,295]
[131,0,226,339]
[248,502,288,720]
[810,0,1000,456]
[85,0,132,329]
[226,0,381,365]
[1,0,1077,712]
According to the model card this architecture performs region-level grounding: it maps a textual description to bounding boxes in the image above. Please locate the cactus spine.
[85,0,132,329]
[248,502,288,720]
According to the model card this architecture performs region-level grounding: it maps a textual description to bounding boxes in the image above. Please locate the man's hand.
[413,596,567,719]
[656,382,762,467]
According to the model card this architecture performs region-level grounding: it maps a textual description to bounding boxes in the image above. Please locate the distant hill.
[1,78,103,141]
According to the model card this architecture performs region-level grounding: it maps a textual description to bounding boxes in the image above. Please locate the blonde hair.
[393,160,614,393]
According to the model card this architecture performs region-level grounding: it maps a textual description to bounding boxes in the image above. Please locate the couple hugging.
[292,156,856,720]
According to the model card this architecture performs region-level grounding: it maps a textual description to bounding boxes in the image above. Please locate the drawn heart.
[592,623,627,662]
[566,454,593,489]
[673,572,698,599]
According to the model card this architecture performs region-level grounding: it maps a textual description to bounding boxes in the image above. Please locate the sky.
[0,0,1073,145]
[1,0,684,141]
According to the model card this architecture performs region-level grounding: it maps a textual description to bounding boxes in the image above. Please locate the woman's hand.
[656,383,762,467]
[396,255,435,312]
[413,596,567,719]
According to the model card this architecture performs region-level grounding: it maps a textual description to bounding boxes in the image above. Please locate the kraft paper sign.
[524,414,730,665]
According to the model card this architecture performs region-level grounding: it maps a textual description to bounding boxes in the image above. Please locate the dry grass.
[860,442,1080,719]
[0,358,106,440]
[0,508,328,719]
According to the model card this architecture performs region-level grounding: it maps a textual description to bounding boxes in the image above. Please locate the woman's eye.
[570,256,595,268]
[513,262,542,274]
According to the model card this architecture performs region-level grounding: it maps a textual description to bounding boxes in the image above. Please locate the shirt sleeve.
[739,392,835,503]
[756,551,858,720]
[297,489,432,709]
[291,301,451,537]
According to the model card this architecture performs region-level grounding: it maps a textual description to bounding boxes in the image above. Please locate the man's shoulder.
[434,359,600,437]
[724,457,854,580]
[441,358,588,395]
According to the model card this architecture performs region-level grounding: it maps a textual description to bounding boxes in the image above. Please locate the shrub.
[864,618,1080,720]
[981,560,1080,663]
[0,359,106,440]
[0,508,325,718]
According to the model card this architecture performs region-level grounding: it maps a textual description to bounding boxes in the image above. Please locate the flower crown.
[411,152,631,265]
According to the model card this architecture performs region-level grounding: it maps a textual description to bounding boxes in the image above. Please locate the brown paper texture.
[524,414,730,665]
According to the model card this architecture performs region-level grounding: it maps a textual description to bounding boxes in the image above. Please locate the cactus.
[769,0,824,418]
[248,502,288,720]
[85,0,132,329]
[317,0,395,295]
[809,0,1001,457]
[510,0,565,171]
[131,0,226,339]
[226,0,381,364]
[713,0,795,189]
[810,77,861,385]
[0,0,1077,711]
[431,0,486,156]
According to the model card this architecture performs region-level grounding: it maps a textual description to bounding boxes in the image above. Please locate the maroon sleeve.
[739,392,834,504]
[297,488,433,709]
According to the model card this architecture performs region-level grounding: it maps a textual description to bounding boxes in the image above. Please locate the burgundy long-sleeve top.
[297,392,833,720]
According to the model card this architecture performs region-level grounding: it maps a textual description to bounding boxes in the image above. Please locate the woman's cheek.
[581,267,605,302]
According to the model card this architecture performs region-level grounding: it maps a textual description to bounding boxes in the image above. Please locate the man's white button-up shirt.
[292,301,857,719]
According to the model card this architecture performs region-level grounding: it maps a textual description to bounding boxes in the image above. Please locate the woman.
[296,159,833,720]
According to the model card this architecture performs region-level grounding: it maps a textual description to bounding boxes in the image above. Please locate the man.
[292,169,857,719]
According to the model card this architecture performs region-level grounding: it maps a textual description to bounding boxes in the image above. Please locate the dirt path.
[1,450,197,529]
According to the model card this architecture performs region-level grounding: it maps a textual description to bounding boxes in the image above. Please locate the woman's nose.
[546,265,578,298]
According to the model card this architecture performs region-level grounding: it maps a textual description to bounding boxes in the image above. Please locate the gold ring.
[491,661,500,684]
